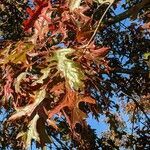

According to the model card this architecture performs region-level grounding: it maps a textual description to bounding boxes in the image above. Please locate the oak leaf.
[48,88,95,128]
[8,89,46,121]
[32,67,51,85]
[54,48,85,91]
[95,0,114,4]
[15,72,28,93]
[0,42,34,65]
[67,0,82,11]
[16,114,40,150]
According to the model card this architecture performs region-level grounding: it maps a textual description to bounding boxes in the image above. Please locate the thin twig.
[51,134,70,150]
[86,2,113,47]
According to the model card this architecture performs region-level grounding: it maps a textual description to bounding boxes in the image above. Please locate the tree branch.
[51,134,70,150]
[104,0,150,26]
[111,68,149,75]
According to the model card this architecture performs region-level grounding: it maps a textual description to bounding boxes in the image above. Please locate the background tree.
[0,0,150,149]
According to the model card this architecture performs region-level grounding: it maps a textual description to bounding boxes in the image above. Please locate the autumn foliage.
[0,0,150,149]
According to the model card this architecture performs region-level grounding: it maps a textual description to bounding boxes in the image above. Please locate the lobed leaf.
[15,72,28,93]
[32,67,51,85]
[17,114,40,149]
[54,48,85,91]
[0,42,34,65]
[95,0,114,4]
[8,89,46,121]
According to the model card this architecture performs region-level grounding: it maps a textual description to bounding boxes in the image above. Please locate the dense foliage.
[0,0,150,149]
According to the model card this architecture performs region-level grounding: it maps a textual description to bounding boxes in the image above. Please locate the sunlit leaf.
[54,48,85,91]
[32,67,51,85]
[144,52,150,60]
[1,0,149,149]
[67,0,82,11]
[95,0,114,4]
[8,89,46,121]
[48,87,95,128]
[15,72,28,93]
[0,42,34,65]
[17,114,40,149]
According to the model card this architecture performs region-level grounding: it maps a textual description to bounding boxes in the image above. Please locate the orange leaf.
[48,87,95,129]
[50,83,65,96]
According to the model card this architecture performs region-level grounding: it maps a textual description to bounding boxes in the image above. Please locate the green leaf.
[54,48,85,91]
[144,52,150,60]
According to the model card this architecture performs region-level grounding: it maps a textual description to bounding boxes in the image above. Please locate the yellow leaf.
[32,67,51,85]
[67,0,82,11]
[95,0,114,4]
[17,114,40,150]
[144,52,150,60]
[0,43,12,57]
[15,72,28,93]
[54,48,85,90]
[34,88,46,104]
[0,42,34,65]
[8,89,46,121]
[26,114,40,148]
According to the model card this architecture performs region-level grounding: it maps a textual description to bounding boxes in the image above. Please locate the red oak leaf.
[48,87,95,129]
[23,0,49,31]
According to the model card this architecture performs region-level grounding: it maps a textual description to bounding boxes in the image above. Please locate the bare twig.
[86,1,114,47]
